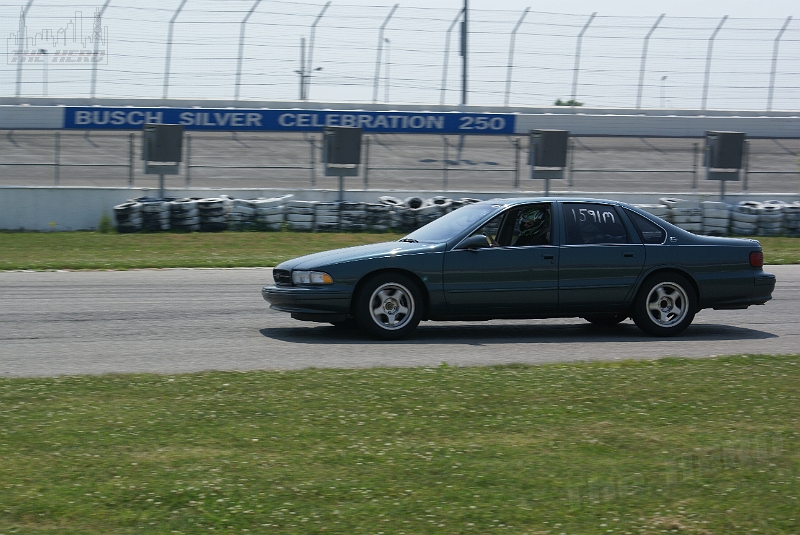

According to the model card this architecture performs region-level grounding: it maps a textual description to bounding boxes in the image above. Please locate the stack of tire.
[339,202,369,231]
[285,200,317,231]
[785,202,800,236]
[198,198,227,232]
[137,198,172,231]
[701,201,731,236]
[757,201,785,236]
[730,201,760,236]
[170,198,201,232]
[314,202,341,232]
[660,198,702,233]
[227,199,257,231]
[253,197,285,231]
[365,203,392,231]
[113,201,143,233]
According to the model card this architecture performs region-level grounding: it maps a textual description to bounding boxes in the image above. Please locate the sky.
[2,0,797,110]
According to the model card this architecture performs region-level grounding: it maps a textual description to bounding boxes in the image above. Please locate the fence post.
[128,132,134,187]
[442,137,449,191]
[742,139,750,192]
[363,135,370,190]
[310,136,316,187]
[568,138,575,188]
[636,14,665,109]
[571,12,596,105]
[373,4,399,104]
[54,131,60,186]
[692,142,699,190]
[163,0,188,100]
[90,0,112,100]
[513,137,521,191]
[767,16,792,111]
[304,1,331,100]
[504,7,530,107]
[701,15,728,110]
[185,133,191,187]
[234,0,262,100]
[440,9,464,105]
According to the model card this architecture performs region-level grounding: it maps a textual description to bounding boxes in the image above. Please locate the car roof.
[476,197,624,207]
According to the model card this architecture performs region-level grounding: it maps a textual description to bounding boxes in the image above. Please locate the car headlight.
[292,270,334,285]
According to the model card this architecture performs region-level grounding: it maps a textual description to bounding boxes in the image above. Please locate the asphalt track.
[1,265,797,378]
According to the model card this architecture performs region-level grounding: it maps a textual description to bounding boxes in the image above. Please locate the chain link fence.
[2,130,798,194]
[3,1,799,110]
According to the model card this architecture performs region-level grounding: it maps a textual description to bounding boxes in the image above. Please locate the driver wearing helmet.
[513,207,550,246]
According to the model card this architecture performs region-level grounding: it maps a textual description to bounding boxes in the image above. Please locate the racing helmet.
[519,208,549,237]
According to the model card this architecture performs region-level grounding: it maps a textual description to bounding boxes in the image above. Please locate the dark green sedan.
[262,198,776,340]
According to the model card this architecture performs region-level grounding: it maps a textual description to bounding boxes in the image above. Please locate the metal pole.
[461,0,468,105]
[163,0,188,100]
[571,12,596,105]
[692,142,698,189]
[305,1,331,101]
[40,49,47,96]
[310,136,316,187]
[384,38,391,102]
[54,131,60,186]
[298,37,306,100]
[128,132,134,187]
[234,0,262,100]
[443,137,449,190]
[440,9,464,106]
[504,7,530,107]
[701,15,727,111]
[373,4,398,104]
[513,137,520,191]
[742,139,750,192]
[15,0,35,98]
[767,16,792,111]
[568,138,575,187]
[363,135,370,189]
[90,0,111,100]
[635,13,664,110]
[186,133,192,187]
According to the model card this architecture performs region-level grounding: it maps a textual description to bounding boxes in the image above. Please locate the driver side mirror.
[458,234,492,250]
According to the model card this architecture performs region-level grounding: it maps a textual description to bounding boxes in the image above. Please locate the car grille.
[273,269,292,286]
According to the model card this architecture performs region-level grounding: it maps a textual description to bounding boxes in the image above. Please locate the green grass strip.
[1,355,798,534]
[1,231,799,271]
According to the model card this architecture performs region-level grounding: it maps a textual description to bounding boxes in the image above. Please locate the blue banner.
[63,107,515,135]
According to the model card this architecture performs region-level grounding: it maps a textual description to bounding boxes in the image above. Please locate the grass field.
[1,231,799,270]
[1,356,798,534]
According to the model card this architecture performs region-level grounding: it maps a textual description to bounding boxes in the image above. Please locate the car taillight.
[749,251,764,268]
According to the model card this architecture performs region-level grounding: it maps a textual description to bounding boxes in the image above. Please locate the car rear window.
[626,209,667,244]
[563,203,628,245]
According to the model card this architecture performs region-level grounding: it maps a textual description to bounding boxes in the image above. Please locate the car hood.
[276,241,444,270]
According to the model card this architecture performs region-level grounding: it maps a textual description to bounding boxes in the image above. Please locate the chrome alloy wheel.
[368,282,416,331]
[645,282,689,328]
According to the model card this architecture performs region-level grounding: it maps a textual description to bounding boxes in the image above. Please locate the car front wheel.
[632,273,696,336]
[355,273,422,340]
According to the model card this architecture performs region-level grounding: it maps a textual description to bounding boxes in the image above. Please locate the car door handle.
[542,254,555,260]
[623,252,635,258]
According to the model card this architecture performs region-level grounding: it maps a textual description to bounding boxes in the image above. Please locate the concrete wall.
[2,186,798,231]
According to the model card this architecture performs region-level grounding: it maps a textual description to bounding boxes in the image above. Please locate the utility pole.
[461,0,468,105]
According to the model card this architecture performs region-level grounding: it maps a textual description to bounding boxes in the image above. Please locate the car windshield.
[400,203,500,243]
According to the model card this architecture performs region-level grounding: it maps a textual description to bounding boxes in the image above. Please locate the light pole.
[384,38,390,103]
[39,48,47,97]
[660,75,667,108]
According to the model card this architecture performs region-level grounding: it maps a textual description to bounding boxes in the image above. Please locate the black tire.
[631,273,696,336]
[354,273,423,340]
[582,314,627,326]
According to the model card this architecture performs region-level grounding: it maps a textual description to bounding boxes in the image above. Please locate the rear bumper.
[711,271,775,310]
[262,285,352,316]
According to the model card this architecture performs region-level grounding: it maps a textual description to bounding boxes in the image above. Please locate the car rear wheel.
[582,314,627,326]
[632,273,696,336]
[355,273,422,340]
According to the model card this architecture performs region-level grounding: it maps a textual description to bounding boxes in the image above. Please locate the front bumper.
[262,285,352,317]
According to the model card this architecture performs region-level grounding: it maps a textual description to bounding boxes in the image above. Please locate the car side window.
[467,213,505,247]
[563,203,628,245]
[626,209,667,244]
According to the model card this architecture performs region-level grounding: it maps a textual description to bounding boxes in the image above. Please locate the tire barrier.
[660,198,703,233]
[113,200,143,233]
[113,195,798,236]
